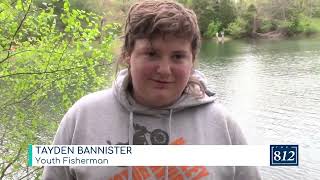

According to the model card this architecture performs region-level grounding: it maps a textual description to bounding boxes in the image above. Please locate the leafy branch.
[0,0,118,178]
[0,147,22,180]
[0,61,113,79]
[0,0,33,65]
[0,61,113,109]
[0,0,18,14]
[18,167,43,180]
[1,76,64,110]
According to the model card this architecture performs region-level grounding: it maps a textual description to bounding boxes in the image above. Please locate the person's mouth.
[151,79,174,84]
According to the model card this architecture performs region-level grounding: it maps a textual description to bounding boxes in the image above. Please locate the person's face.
[127,35,194,108]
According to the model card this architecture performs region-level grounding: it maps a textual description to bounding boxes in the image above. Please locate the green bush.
[275,14,314,36]
[296,14,311,32]
[204,20,222,38]
[226,17,247,38]
[259,19,276,33]
[309,18,320,32]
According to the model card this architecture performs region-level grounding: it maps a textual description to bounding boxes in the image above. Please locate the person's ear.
[124,53,131,66]
[192,56,196,68]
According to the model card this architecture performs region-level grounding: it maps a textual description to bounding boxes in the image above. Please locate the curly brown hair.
[117,0,205,98]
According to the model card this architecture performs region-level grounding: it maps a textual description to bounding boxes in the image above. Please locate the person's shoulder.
[71,88,115,111]
[204,102,248,144]
[208,102,239,124]
[79,88,113,102]
[200,102,242,127]
[202,102,231,119]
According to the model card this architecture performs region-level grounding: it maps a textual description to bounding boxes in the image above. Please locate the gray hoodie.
[42,69,261,180]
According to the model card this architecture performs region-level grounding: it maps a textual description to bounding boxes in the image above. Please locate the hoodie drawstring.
[168,109,173,142]
[165,109,173,180]
[129,111,133,180]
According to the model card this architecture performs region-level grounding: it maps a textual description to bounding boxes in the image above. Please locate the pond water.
[199,37,320,180]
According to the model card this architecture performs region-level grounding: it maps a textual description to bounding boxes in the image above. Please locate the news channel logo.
[270,145,299,166]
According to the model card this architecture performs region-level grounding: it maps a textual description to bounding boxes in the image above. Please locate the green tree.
[216,0,236,30]
[191,0,215,35]
[0,0,118,178]
[190,0,236,37]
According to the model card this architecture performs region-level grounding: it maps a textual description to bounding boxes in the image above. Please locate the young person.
[42,0,261,179]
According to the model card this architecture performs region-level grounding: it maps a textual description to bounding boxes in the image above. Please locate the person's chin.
[152,100,172,108]
[151,90,169,98]
[151,96,175,107]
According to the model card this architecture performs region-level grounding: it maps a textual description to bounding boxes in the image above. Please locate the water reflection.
[199,38,320,180]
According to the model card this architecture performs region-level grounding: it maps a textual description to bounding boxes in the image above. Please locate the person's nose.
[156,57,171,77]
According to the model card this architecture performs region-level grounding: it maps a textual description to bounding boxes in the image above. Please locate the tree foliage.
[215,0,236,30]
[205,20,222,38]
[191,0,236,38]
[0,0,119,178]
[67,0,135,24]
[181,0,320,38]
[191,0,216,35]
[241,0,320,37]
[226,17,247,38]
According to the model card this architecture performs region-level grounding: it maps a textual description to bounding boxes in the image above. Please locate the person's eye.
[146,51,157,57]
[172,54,186,61]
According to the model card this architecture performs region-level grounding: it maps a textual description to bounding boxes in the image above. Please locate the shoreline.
[206,32,320,42]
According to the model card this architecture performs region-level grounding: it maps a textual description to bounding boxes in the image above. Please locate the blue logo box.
[270,145,298,166]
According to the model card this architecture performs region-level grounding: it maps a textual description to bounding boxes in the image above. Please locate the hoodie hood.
[113,69,216,115]
[112,69,217,180]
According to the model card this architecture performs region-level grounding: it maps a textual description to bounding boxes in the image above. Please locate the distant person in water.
[221,31,225,43]
[42,0,261,179]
